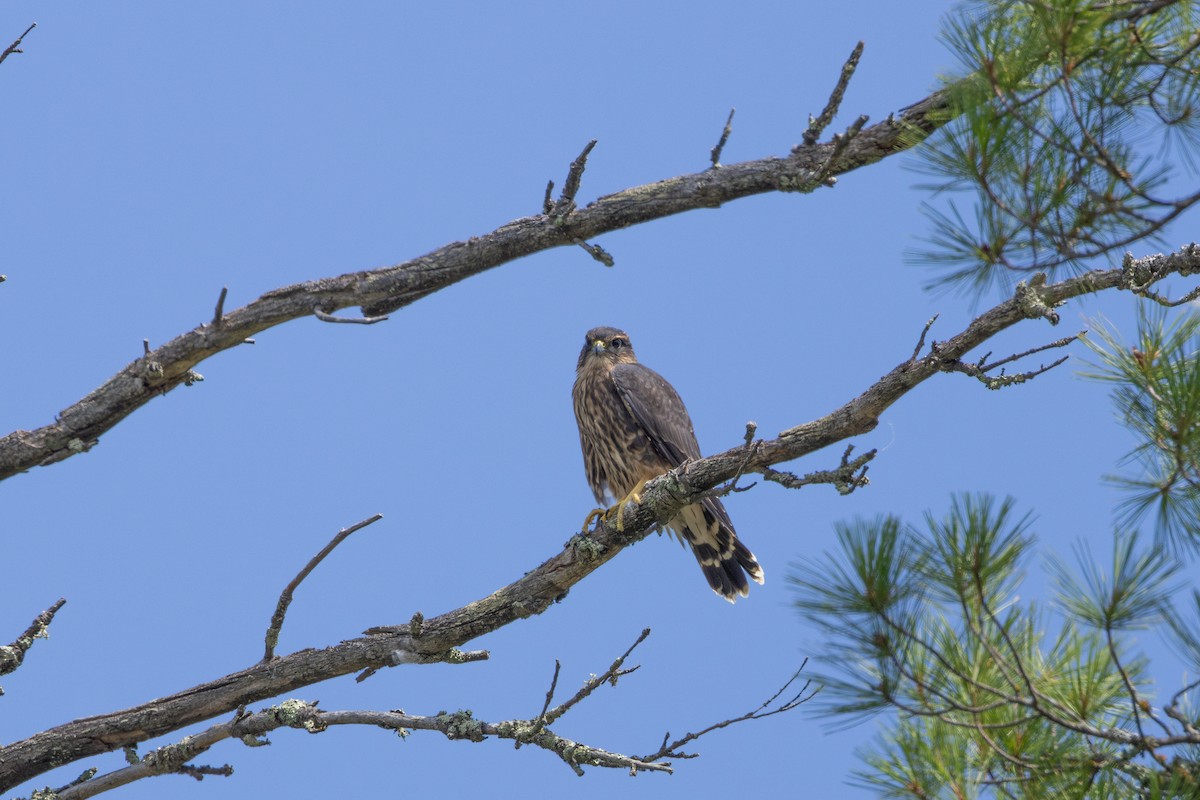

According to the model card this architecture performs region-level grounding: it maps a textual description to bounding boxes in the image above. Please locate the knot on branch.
[1121,250,1162,292]
[1014,274,1061,325]
[271,699,326,733]
[437,709,486,742]
[566,532,606,562]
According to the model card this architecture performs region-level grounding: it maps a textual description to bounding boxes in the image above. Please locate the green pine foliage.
[910,0,1200,295]
[795,1,1200,795]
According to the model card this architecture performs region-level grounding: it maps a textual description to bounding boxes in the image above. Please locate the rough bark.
[0,88,950,483]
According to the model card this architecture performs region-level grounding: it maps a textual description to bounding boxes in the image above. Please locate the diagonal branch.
[0,84,954,483]
[4,245,1198,793]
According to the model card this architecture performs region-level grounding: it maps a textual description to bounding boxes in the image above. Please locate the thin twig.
[801,41,865,147]
[0,22,36,67]
[710,108,735,167]
[911,314,940,361]
[263,514,383,662]
[542,180,555,215]
[313,307,389,325]
[518,659,562,748]
[639,661,817,761]
[727,421,760,493]
[976,333,1080,372]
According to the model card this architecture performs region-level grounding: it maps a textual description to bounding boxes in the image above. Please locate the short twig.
[710,108,735,168]
[911,314,940,361]
[801,41,865,147]
[143,339,151,357]
[553,139,598,217]
[575,239,614,267]
[212,287,228,328]
[0,597,67,679]
[542,180,555,215]
[518,659,562,748]
[0,22,36,67]
[313,307,389,325]
[263,514,383,662]
[728,422,761,493]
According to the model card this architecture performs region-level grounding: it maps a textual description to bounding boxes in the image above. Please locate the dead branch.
[45,630,799,797]
[0,83,955,482]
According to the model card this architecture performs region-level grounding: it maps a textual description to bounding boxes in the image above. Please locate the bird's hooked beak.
[589,339,607,356]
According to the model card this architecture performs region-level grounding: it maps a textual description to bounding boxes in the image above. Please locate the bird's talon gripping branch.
[579,507,606,534]
[613,478,648,533]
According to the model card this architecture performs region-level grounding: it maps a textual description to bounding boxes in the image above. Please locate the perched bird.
[572,326,764,602]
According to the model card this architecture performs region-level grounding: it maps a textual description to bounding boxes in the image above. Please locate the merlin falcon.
[572,326,764,602]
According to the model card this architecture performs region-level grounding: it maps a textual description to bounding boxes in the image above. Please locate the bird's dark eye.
[611,337,628,350]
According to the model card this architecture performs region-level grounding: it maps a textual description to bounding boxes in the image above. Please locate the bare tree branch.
[43,632,808,797]
[0,85,954,482]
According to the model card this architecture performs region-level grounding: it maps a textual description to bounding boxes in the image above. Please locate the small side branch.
[263,515,383,662]
[551,140,598,218]
[939,333,1080,390]
[911,314,941,361]
[710,108,736,168]
[762,445,874,496]
[574,239,614,267]
[801,41,865,147]
[0,22,36,67]
[0,598,67,683]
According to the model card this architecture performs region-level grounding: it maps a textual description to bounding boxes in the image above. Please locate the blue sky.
[1,3,1189,798]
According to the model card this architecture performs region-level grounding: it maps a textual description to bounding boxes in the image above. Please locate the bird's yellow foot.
[580,478,650,533]
[613,478,649,532]
[580,507,606,533]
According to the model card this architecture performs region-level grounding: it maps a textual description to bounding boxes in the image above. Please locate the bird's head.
[577,326,637,371]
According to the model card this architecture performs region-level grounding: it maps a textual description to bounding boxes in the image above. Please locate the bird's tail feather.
[672,500,764,603]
